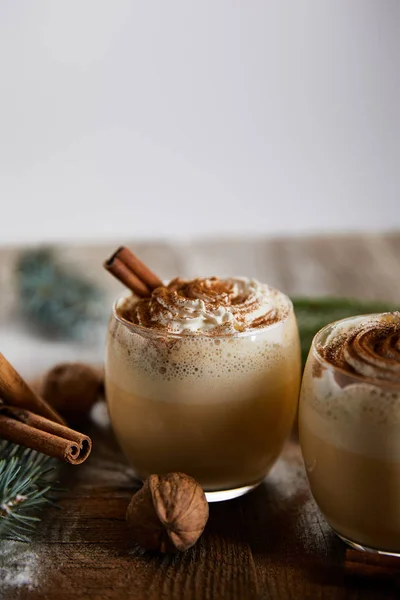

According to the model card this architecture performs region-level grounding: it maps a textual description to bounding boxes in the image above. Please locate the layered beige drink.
[299,312,400,553]
[106,276,301,500]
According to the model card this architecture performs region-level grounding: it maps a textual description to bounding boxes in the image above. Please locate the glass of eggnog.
[299,312,400,554]
[105,276,301,501]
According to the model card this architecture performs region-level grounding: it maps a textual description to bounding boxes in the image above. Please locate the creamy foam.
[300,313,400,461]
[301,368,400,460]
[108,307,298,403]
[118,277,288,334]
[319,312,400,383]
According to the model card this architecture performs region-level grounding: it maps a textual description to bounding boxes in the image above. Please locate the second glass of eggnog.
[299,312,400,554]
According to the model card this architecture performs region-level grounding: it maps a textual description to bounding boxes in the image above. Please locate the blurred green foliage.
[16,248,107,340]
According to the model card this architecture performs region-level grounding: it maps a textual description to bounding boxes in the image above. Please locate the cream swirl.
[320,312,400,383]
[119,277,288,334]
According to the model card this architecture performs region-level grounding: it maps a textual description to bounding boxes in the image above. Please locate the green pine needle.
[0,442,58,542]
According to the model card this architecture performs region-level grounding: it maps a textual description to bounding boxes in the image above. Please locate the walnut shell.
[126,473,209,553]
[40,362,104,422]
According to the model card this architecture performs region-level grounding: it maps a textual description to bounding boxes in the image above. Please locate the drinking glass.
[106,290,301,501]
[299,314,400,555]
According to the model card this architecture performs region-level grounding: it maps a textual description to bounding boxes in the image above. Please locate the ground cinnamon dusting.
[318,313,400,382]
[118,276,284,335]
[318,333,353,371]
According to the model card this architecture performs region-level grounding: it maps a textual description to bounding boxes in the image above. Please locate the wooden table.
[1,234,400,599]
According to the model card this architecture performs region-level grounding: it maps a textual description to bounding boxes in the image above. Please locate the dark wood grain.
[1,234,400,600]
[3,428,399,600]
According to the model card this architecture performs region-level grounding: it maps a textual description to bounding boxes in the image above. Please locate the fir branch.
[16,247,107,340]
[0,442,58,542]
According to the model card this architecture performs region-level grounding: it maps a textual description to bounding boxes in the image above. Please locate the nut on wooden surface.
[126,472,209,553]
[39,362,104,422]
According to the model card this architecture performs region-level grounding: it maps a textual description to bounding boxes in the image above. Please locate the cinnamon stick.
[345,548,400,582]
[0,405,91,465]
[346,549,400,569]
[104,246,164,296]
[0,353,65,425]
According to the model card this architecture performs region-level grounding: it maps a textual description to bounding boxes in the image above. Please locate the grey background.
[0,0,399,244]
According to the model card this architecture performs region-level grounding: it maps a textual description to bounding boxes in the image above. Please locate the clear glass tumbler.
[299,314,400,555]
[105,290,301,501]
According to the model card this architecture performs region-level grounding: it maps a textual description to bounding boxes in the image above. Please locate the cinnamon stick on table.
[0,406,91,465]
[345,549,400,582]
[0,353,66,425]
[0,354,92,465]
[104,246,164,296]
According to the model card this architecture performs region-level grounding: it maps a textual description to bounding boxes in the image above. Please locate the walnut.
[39,363,104,423]
[126,473,209,553]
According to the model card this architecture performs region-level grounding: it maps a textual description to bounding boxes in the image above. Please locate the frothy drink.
[299,312,400,553]
[106,277,301,500]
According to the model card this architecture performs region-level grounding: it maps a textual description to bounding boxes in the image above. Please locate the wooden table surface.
[1,233,400,600]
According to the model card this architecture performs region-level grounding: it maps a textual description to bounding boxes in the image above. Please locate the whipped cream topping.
[118,277,288,334]
[319,312,400,383]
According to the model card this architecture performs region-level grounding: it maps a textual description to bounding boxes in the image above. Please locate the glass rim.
[311,312,400,389]
[111,288,294,340]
